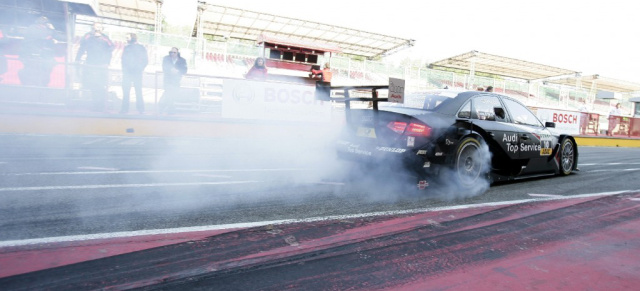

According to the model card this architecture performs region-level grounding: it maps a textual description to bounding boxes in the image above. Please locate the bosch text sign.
[222,79,331,122]
[536,108,580,134]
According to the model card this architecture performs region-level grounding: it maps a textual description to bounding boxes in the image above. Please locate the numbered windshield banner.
[389,78,405,104]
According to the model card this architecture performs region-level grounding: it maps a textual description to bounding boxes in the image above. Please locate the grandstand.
[1,0,639,124]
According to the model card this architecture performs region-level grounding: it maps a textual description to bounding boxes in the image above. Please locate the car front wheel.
[560,138,575,176]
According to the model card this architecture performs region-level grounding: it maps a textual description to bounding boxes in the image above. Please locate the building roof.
[199,3,414,59]
[88,1,414,58]
[95,0,157,25]
[429,50,579,81]
[547,74,640,93]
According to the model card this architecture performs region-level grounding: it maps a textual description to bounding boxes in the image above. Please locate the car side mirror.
[545,121,556,128]
[493,107,506,120]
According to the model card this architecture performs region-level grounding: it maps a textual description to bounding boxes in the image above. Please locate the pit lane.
[1,134,639,243]
[2,134,640,289]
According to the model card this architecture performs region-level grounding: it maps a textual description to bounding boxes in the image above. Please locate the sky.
[163,0,639,83]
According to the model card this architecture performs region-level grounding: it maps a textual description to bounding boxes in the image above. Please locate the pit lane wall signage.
[222,79,332,122]
[535,108,580,135]
[389,78,405,104]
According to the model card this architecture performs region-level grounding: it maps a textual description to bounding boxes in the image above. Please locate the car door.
[501,98,555,174]
[468,95,520,160]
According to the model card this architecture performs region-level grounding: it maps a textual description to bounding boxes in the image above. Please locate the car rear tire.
[454,137,488,188]
[559,138,575,176]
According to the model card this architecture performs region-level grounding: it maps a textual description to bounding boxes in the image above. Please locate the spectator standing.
[120,33,148,114]
[310,62,332,83]
[75,22,114,111]
[0,28,7,80]
[485,86,493,92]
[245,57,268,80]
[607,103,622,136]
[160,47,187,114]
[579,99,589,135]
[19,16,57,87]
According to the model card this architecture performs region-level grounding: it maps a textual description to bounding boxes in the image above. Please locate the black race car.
[331,88,578,191]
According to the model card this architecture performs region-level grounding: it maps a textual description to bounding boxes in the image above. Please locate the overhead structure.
[429,50,579,81]
[547,74,640,94]
[198,3,414,59]
[95,0,157,25]
[59,0,101,16]
[257,34,341,55]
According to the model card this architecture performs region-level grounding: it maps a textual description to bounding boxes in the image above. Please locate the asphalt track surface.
[1,134,640,290]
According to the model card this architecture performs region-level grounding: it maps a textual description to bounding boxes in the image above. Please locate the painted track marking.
[1,189,636,248]
[528,193,564,198]
[0,181,260,192]
[78,167,119,171]
[2,168,309,176]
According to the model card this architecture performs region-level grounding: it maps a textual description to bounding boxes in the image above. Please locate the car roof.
[384,90,520,117]
[431,91,477,115]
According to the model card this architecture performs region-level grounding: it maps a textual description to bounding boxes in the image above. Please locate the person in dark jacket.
[160,47,187,113]
[0,28,7,80]
[245,57,268,80]
[120,33,148,114]
[75,22,114,111]
[19,16,58,87]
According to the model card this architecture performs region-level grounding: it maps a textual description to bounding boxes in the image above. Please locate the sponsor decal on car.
[346,143,372,156]
[407,136,415,147]
[502,132,553,155]
[532,133,553,156]
[356,127,377,138]
[376,147,407,153]
[520,143,541,152]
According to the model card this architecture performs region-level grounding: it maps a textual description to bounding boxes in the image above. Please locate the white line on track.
[3,168,309,176]
[193,174,233,178]
[0,181,260,192]
[579,162,640,167]
[78,167,119,171]
[310,182,346,186]
[1,189,636,248]
[587,168,640,173]
[528,193,565,198]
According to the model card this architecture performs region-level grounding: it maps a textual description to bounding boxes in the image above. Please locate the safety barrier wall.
[1,56,638,138]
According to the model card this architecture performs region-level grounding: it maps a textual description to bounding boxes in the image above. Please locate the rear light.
[406,123,431,137]
[386,121,431,137]
[387,121,407,134]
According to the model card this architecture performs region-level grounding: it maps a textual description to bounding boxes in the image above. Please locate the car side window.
[471,95,503,121]
[502,98,543,127]
[457,101,471,118]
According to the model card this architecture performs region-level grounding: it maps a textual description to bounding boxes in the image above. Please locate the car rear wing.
[315,81,389,110]
[315,82,390,124]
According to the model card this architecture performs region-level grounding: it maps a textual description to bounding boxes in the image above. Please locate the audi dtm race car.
[322,86,578,192]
